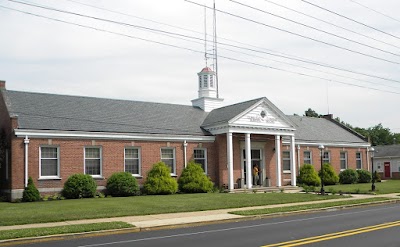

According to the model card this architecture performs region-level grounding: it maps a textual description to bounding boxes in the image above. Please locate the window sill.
[38,177,62,180]
[170,174,177,177]
[133,175,143,179]
[283,171,291,174]
[90,176,105,180]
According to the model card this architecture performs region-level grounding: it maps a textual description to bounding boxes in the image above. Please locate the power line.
[40,0,400,85]
[2,4,400,96]
[185,0,400,65]
[5,0,400,89]
[230,0,400,58]
[300,0,400,41]
[262,0,400,50]
[348,0,400,24]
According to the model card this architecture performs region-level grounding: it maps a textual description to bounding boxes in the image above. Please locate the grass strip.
[323,180,400,194]
[230,197,395,216]
[0,222,133,240]
[0,193,344,226]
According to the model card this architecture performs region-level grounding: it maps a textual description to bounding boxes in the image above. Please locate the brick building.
[0,68,371,201]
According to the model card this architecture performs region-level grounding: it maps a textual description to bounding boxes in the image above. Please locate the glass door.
[242,149,262,186]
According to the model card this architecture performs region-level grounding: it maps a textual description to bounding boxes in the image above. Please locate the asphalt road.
[15,203,400,247]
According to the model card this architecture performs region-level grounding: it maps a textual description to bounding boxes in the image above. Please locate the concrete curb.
[0,198,399,246]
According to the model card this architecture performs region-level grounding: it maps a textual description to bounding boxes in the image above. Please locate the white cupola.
[192,67,223,112]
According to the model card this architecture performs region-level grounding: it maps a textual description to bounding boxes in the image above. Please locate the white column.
[275,135,282,187]
[24,136,30,187]
[227,132,234,190]
[245,133,252,189]
[290,136,297,186]
[183,140,188,168]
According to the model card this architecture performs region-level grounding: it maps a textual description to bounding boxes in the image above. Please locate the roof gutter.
[14,129,215,142]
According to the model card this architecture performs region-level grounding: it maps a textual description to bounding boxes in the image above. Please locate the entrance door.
[242,149,263,186]
[384,162,391,178]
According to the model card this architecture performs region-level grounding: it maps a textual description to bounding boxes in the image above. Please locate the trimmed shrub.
[22,177,41,202]
[144,162,178,195]
[62,174,97,199]
[357,169,372,183]
[318,163,339,185]
[106,172,139,197]
[298,164,321,187]
[339,169,358,184]
[373,171,382,182]
[178,161,214,193]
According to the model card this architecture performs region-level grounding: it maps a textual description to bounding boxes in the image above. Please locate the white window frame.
[303,150,312,165]
[322,151,330,164]
[193,148,207,174]
[356,152,362,170]
[39,146,60,179]
[198,76,202,88]
[340,152,348,170]
[210,75,214,87]
[84,146,102,178]
[283,151,291,172]
[161,148,176,175]
[124,147,141,176]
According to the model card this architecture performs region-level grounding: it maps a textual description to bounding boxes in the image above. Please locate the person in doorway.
[253,165,259,186]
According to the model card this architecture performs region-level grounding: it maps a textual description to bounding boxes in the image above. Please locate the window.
[340,152,347,170]
[356,152,362,169]
[161,148,175,174]
[210,75,214,87]
[283,151,291,171]
[199,76,202,88]
[303,151,312,164]
[194,148,207,173]
[40,146,59,178]
[125,148,141,176]
[322,151,330,163]
[203,75,208,87]
[85,147,102,177]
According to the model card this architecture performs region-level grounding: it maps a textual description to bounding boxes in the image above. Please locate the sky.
[0,0,399,132]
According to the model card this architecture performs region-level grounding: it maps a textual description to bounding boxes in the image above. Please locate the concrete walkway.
[1,193,399,232]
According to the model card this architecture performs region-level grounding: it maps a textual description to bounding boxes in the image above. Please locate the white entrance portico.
[202,98,297,191]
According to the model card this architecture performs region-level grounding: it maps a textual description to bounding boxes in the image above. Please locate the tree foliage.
[178,161,214,193]
[144,162,178,195]
[304,108,320,118]
[318,163,339,185]
[298,164,321,186]
[62,174,97,199]
[106,172,139,197]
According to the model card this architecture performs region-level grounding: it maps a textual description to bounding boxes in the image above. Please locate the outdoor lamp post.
[370,147,375,191]
[318,144,325,195]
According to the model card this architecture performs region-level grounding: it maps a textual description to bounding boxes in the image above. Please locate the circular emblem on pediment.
[260,110,266,118]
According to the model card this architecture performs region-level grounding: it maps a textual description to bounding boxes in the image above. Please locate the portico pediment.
[202,97,296,135]
[230,100,294,129]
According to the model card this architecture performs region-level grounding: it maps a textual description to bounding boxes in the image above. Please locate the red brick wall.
[0,92,13,190]
[10,138,217,190]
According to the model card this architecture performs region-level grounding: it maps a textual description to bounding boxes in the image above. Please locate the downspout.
[297,145,301,175]
[183,140,188,168]
[24,136,30,187]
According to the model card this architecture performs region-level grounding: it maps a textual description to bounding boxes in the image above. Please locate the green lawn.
[0,222,133,240]
[230,197,394,216]
[323,180,400,194]
[0,193,342,226]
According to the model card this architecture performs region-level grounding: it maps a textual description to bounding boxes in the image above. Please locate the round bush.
[22,177,41,202]
[144,162,178,195]
[62,174,97,199]
[356,169,371,183]
[298,164,321,187]
[178,161,214,193]
[106,172,139,197]
[339,169,358,184]
[318,163,339,185]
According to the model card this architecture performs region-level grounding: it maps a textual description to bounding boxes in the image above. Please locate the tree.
[144,162,178,195]
[178,161,214,193]
[304,108,320,118]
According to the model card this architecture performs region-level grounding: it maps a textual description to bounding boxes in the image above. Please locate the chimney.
[0,80,5,90]
[323,114,333,120]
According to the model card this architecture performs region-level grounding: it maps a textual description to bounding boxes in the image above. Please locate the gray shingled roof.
[3,90,210,136]
[286,115,367,144]
[373,145,400,157]
[201,98,262,126]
